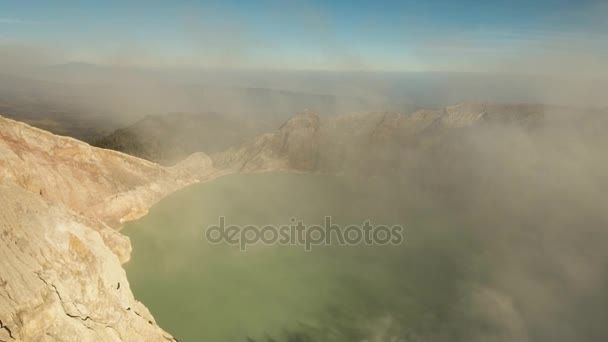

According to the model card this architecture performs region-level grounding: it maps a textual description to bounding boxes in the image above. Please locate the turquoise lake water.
[123,172,482,341]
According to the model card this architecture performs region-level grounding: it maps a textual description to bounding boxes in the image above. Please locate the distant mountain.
[0,73,124,141]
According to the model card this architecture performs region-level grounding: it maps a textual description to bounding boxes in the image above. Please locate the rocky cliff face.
[0,182,174,341]
[0,116,216,228]
[0,115,218,341]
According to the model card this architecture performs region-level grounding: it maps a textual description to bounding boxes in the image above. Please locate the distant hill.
[93,112,271,165]
[0,73,119,141]
[0,69,406,144]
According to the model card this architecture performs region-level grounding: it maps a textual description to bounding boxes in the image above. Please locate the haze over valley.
[1,1,608,341]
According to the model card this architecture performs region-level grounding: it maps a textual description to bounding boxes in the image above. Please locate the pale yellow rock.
[0,115,220,341]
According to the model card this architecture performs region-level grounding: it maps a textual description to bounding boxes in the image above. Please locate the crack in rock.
[0,319,15,340]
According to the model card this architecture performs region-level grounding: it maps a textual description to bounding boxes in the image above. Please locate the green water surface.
[123,173,483,341]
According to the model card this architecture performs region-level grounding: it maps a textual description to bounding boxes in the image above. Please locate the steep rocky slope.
[0,116,217,228]
[0,182,174,341]
[0,115,218,341]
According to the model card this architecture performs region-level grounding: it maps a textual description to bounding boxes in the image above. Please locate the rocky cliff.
[0,115,218,341]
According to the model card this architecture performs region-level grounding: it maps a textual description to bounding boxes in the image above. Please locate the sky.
[0,0,607,72]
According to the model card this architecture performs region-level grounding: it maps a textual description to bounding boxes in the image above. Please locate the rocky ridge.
[213,102,546,173]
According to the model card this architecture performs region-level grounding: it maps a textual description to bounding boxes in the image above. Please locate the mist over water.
[123,173,482,341]
[123,111,608,342]
[2,2,607,341]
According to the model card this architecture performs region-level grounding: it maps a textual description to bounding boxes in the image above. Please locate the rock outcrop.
[0,182,173,341]
[0,116,216,228]
[0,115,218,341]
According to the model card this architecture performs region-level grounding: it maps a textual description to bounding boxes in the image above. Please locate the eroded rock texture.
[0,115,218,341]
[0,182,174,341]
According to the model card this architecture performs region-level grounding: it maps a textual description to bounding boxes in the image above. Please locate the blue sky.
[0,0,606,71]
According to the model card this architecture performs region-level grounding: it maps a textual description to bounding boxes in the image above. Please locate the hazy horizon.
[1,1,607,74]
[2,0,608,117]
